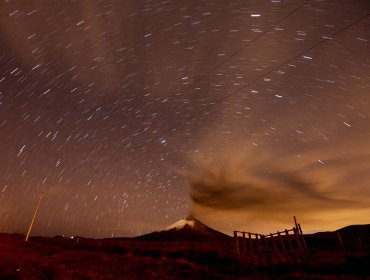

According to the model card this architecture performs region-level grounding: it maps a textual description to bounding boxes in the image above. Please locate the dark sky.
[0,0,370,238]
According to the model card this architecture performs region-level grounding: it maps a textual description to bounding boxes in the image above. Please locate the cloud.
[187,158,361,213]
[178,146,370,234]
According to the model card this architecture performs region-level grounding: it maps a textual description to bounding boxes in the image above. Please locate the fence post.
[337,233,345,252]
[262,235,272,266]
[257,234,264,266]
[285,230,294,251]
[286,229,296,264]
[242,232,247,253]
[278,231,288,264]
[298,223,308,254]
[294,227,305,264]
[248,232,254,265]
[234,231,241,262]
[270,233,281,265]
[293,216,299,230]
[358,237,362,250]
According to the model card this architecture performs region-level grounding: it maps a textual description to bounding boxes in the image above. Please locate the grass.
[1,233,370,279]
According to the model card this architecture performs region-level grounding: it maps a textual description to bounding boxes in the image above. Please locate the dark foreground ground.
[1,233,370,280]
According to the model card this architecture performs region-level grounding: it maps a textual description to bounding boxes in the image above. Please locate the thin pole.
[25,192,45,242]
[294,216,308,254]
[293,216,299,229]
[337,232,345,252]
[294,227,305,264]
[358,237,362,250]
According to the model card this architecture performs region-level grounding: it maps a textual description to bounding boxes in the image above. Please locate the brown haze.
[0,0,369,238]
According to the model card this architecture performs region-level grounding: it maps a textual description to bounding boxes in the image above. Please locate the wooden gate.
[233,218,308,266]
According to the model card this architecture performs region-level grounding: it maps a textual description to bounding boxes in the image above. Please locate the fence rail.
[233,219,308,266]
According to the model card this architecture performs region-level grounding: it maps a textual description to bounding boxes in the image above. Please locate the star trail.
[0,0,370,238]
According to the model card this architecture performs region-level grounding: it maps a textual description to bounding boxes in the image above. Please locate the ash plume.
[180,151,369,233]
[188,160,357,212]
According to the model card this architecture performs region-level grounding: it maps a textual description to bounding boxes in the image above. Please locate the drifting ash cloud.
[187,160,360,212]
[181,151,370,233]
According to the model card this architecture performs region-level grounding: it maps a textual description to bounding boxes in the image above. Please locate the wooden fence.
[305,232,370,251]
[233,219,308,266]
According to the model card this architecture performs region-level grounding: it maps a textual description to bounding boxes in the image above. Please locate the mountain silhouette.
[136,216,231,241]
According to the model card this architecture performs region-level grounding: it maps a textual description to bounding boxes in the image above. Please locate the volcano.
[136,216,231,241]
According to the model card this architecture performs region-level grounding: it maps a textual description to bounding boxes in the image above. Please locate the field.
[1,232,370,279]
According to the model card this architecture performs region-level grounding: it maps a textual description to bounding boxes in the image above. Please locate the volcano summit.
[136,216,231,241]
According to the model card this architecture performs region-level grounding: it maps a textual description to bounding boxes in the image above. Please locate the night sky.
[1,0,370,238]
